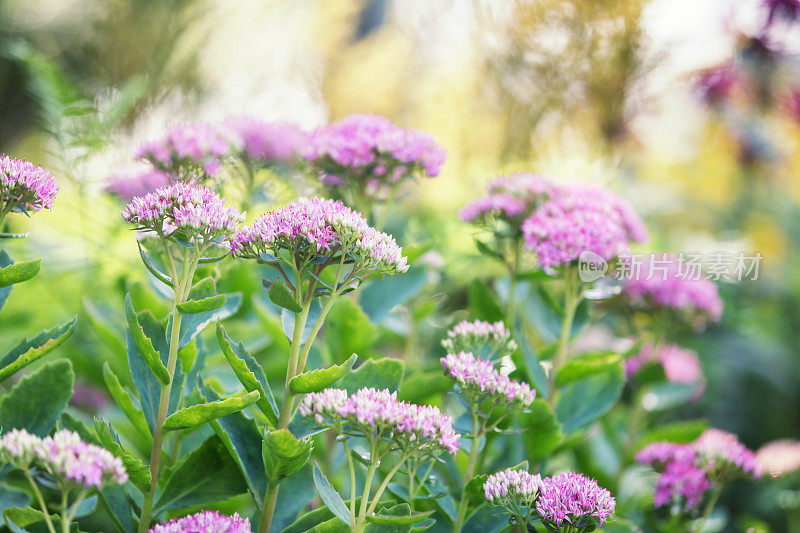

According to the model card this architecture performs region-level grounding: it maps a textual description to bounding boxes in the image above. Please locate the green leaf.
[0,259,40,288]
[0,251,13,312]
[154,436,248,513]
[177,294,226,314]
[0,316,77,383]
[162,390,261,431]
[519,399,563,461]
[555,362,624,433]
[360,268,427,322]
[282,506,338,533]
[268,277,303,313]
[0,360,74,437]
[264,429,314,483]
[325,299,375,360]
[94,418,151,493]
[202,383,268,500]
[83,298,126,358]
[272,468,316,532]
[137,242,173,288]
[367,506,435,526]
[125,292,169,385]
[289,354,357,394]
[312,518,352,532]
[177,292,242,349]
[336,357,404,394]
[514,318,549,399]
[313,463,350,526]
[555,352,623,387]
[0,486,30,518]
[637,420,709,449]
[102,362,152,440]
[58,412,99,445]
[4,506,46,528]
[216,322,279,426]
[639,382,698,412]
[467,280,504,322]
[397,372,452,403]
[98,485,135,533]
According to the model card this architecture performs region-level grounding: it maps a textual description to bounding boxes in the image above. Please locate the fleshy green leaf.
[519,400,563,461]
[468,280,504,322]
[94,418,151,493]
[514,318,549,399]
[313,462,350,526]
[0,360,74,437]
[325,299,375,360]
[637,419,709,449]
[0,259,40,288]
[138,242,173,288]
[359,268,427,323]
[0,486,30,519]
[336,357,404,394]
[153,436,248,513]
[555,352,623,387]
[176,292,242,349]
[0,251,13,312]
[263,429,313,483]
[555,362,624,433]
[289,354,357,395]
[161,390,261,431]
[125,292,169,385]
[99,485,136,533]
[367,505,434,525]
[639,382,698,412]
[267,277,303,313]
[0,316,77,383]
[102,362,152,440]
[176,294,226,314]
[216,322,279,426]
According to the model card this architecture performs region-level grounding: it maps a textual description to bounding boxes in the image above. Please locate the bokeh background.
[1,0,799,530]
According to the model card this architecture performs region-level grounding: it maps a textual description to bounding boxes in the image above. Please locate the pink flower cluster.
[637,428,761,510]
[149,510,252,533]
[0,429,127,489]
[121,182,243,241]
[107,168,171,202]
[756,439,800,478]
[441,319,516,354]
[460,173,555,224]
[223,117,308,164]
[522,183,647,269]
[229,197,408,275]
[483,468,543,502]
[0,155,59,213]
[299,387,461,455]
[535,472,616,529]
[441,352,535,409]
[136,123,231,177]
[625,342,703,386]
[305,114,446,188]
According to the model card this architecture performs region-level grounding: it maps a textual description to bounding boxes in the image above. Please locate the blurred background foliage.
[1,0,799,530]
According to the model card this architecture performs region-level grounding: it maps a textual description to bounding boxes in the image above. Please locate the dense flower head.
[0,155,59,213]
[622,253,723,327]
[441,319,517,355]
[106,168,171,202]
[149,510,252,533]
[223,117,309,164]
[460,173,555,224]
[694,428,761,479]
[654,458,711,509]
[484,468,543,503]
[441,351,535,409]
[625,342,703,387]
[535,472,616,528]
[229,197,408,275]
[135,122,230,178]
[756,439,800,478]
[0,429,127,489]
[299,387,460,455]
[121,182,243,241]
[636,442,695,469]
[522,183,647,269]
[305,114,446,190]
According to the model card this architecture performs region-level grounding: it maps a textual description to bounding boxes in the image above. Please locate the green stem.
[548,267,581,406]
[357,438,381,527]
[364,456,410,518]
[25,472,56,533]
[61,489,69,533]
[343,439,358,526]
[506,240,522,324]
[407,460,417,512]
[693,485,723,533]
[295,294,337,377]
[453,409,484,533]
[258,482,280,533]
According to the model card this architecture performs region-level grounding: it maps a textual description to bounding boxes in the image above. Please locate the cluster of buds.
[441,319,517,358]
[149,510,252,533]
[637,428,761,510]
[299,387,460,456]
[441,351,535,411]
[0,429,127,489]
[0,155,59,215]
[135,122,230,179]
[484,469,615,532]
[460,173,555,227]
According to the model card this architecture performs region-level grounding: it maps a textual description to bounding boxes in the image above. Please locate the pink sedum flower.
[625,342,703,387]
[693,428,761,479]
[0,155,59,213]
[136,122,230,178]
[0,428,42,468]
[223,117,309,164]
[441,319,516,355]
[229,197,408,275]
[441,351,535,409]
[522,183,647,269]
[149,510,252,533]
[460,173,555,224]
[106,168,171,202]
[535,472,616,529]
[122,182,243,242]
[484,468,542,503]
[300,387,460,455]
[622,253,723,327]
[756,439,800,478]
[653,458,711,509]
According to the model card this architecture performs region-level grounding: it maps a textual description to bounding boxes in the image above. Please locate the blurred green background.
[1,0,799,530]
